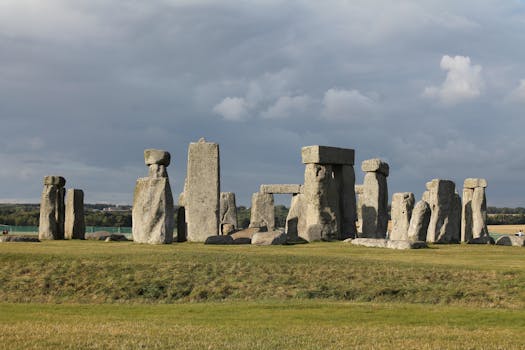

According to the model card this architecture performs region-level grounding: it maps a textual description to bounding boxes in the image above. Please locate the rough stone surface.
[461,187,474,242]
[285,194,305,240]
[251,230,287,245]
[425,179,461,243]
[249,192,275,231]
[176,206,186,242]
[358,171,388,238]
[302,163,340,241]
[467,236,495,244]
[301,145,354,165]
[205,235,234,245]
[38,176,66,240]
[464,178,488,189]
[231,227,263,240]
[0,236,40,242]
[220,192,237,232]
[104,235,129,242]
[43,175,66,186]
[472,186,489,238]
[339,165,358,239]
[495,235,525,247]
[407,200,431,241]
[64,189,85,240]
[260,184,302,194]
[144,149,171,166]
[132,177,174,244]
[185,139,220,242]
[148,164,168,178]
[390,192,415,241]
[349,238,427,249]
[361,158,390,177]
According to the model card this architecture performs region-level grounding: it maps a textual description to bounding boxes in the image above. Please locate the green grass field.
[0,241,524,349]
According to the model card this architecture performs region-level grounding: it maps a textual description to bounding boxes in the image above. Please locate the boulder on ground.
[467,236,495,245]
[0,236,40,242]
[232,237,252,245]
[495,235,525,247]
[251,231,287,245]
[231,227,265,240]
[348,238,427,250]
[86,231,128,241]
[204,235,234,245]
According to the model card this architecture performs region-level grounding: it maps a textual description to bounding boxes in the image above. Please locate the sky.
[1,0,525,207]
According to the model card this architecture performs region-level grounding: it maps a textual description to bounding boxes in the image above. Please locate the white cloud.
[261,95,313,119]
[321,88,377,121]
[507,79,525,103]
[423,55,484,106]
[212,97,250,121]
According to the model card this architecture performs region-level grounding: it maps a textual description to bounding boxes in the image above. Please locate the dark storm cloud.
[1,0,525,206]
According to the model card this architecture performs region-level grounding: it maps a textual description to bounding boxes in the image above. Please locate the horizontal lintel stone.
[301,145,355,165]
[259,184,303,194]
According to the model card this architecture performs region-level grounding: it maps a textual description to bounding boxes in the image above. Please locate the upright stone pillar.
[39,176,66,240]
[220,192,238,234]
[301,145,356,241]
[185,138,220,242]
[390,192,415,241]
[425,179,460,243]
[359,159,389,238]
[461,178,489,242]
[64,189,85,239]
[249,192,275,231]
[407,200,431,241]
[132,149,174,244]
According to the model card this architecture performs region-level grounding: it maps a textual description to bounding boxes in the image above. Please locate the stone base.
[346,238,428,250]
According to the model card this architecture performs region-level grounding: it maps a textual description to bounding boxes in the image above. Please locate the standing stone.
[132,149,174,244]
[64,189,85,239]
[185,138,220,242]
[220,192,238,234]
[249,192,275,231]
[407,200,431,241]
[425,179,460,243]
[38,176,66,240]
[390,192,415,241]
[301,145,356,241]
[285,193,306,240]
[462,178,489,242]
[359,159,389,238]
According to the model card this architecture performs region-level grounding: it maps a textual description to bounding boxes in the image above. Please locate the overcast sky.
[1,0,525,206]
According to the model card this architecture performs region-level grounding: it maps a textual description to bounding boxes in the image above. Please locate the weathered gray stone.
[495,235,525,247]
[144,149,171,166]
[0,236,40,243]
[472,186,489,238]
[259,184,302,194]
[205,235,234,245]
[176,206,186,242]
[185,139,220,242]
[85,231,128,241]
[358,170,388,238]
[461,187,474,242]
[302,163,341,241]
[301,145,354,165]
[425,179,461,244]
[249,192,275,231]
[467,236,495,245]
[285,194,305,240]
[231,227,264,240]
[339,165,358,239]
[132,177,174,244]
[39,176,66,240]
[104,234,129,242]
[407,200,431,241]
[220,192,237,233]
[463,178,488,189]
[361,158,389,177]
[148,164,168,178]
[390,192,415,241]
[64,189,85,240]
[43,175,66,186]
[251,230,287,245]
[348,238,427,250]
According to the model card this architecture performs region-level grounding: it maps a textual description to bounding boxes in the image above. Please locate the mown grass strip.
[1,301,524,350]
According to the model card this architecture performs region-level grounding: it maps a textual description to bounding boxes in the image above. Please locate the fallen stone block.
[204,235,234,245]
[0,236,40,243]
[467,236,495,245]
[251,231,287,246]
[231,227,264,240]
[348,238,427,250]
[495,235,525,247]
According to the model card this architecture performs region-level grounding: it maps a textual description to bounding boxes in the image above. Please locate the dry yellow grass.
[488,224,525,234]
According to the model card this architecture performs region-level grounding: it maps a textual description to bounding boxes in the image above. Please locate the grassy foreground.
[0,241,524,349]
